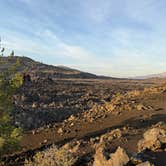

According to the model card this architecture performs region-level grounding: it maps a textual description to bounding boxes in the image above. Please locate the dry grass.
[24,145,77,166]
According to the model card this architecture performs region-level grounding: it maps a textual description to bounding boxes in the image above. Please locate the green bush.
[0,56,23,161]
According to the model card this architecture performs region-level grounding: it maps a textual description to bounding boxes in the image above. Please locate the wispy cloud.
[3,29,95,64]
[1,0,166,77]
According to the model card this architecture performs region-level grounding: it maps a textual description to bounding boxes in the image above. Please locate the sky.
[0,0,166,77]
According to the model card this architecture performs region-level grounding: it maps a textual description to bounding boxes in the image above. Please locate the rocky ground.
[3,79,166,166]
[12,77,163,130]
[1,56,166,166]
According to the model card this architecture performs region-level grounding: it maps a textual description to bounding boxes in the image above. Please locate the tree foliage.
[10,50,14,57]
[0,48,5,57]
[0,55,23,161]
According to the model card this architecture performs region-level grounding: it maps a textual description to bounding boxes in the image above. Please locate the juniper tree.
[0,38,4,57]
[0,46,23,162]
[0,72,22,156]
[10,50,14,57]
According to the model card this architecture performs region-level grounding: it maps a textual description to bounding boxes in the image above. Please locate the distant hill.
[134,72,166,79]
[0,56,113,79]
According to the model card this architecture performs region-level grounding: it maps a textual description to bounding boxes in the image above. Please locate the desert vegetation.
[25,145,77,166]
[0,53,23,163]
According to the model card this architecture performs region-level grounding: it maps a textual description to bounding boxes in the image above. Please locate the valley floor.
[3,79,166,166]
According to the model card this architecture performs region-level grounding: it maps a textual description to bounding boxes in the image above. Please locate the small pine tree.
[0,52,23,162]
[10,50,14,57]
[0,38,5,57]
[0,48,5,57]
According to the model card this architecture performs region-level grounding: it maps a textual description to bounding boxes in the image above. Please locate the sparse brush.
[24,145,78,166]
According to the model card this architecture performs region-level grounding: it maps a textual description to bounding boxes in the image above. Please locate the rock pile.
[138,127,166,152]
[93,146,129,166]
[93,123,166,166]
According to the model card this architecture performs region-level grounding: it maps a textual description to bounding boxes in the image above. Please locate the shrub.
[0,73,23,159]
[0,56,23,161]
[25,145,77,166]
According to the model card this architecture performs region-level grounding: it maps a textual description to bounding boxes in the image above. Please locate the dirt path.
[21,109,166,152]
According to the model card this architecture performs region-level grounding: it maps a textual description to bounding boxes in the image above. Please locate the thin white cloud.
[39,29,94,60]
[4,29,94,62]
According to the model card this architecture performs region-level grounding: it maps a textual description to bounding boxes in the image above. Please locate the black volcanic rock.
[0,56,126,130]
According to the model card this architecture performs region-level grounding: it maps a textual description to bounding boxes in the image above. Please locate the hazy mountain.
[134,72,166,79]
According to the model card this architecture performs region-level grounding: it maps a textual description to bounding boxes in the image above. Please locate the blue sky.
[0,0,166,77]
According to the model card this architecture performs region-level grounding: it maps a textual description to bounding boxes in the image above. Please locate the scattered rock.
[32,130,36,135]
[136,104,146,111]
[57,127,64,135]
[68,115,76,121]
[138,127,166,152]
[105,104,116,112]
[32,102,37,108]
[43,139,48,143]
[136,161,154,166]
[93,146,129,166]
[100,129,122,143]
[70,123,74,127]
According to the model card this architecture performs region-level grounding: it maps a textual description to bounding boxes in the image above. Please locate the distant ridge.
[134,72,166,79]
[0,56,114,79]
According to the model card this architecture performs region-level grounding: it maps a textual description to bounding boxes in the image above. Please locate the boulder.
[57,127,63,135]
[138,127,166,152]
[93,146,129,166]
